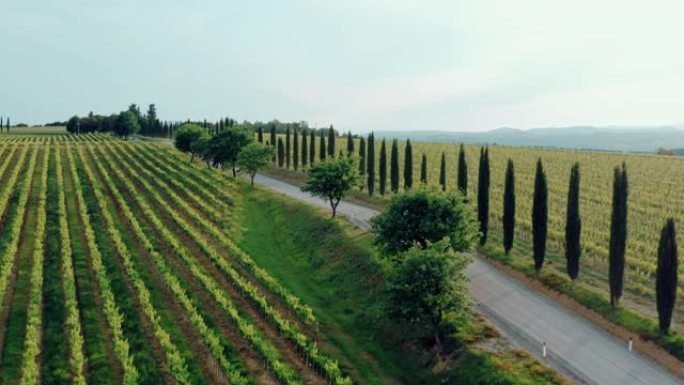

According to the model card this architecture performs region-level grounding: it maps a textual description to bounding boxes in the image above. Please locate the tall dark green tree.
[565,163,581,280]
[327,125,335,157]
[420,154,427,184]
[404,140,413,190]
[503,159,515,255]
[532,159,548,271]
[293,128,299,171]
[270,124,276,149]
[477,147,490,245]
[390,139,399,193]
[346,131,354,155]
[656,218,678,333]
[379,139,387,195]
[457,143,468,195]
[277,138,285,168]
[609,163,628,307]
[319,131,326,161]
[439,153,446,191]
[285,126,291,169]
[301,128,308,168]
[367,133,375,196]
[0,117,3,133]
[309,129,316,164]
[358,137,366,190]
[257,126,264,143]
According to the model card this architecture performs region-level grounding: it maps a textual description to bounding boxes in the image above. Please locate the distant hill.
[374,126,684,153]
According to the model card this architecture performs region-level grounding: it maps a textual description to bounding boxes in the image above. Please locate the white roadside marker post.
[542,341,547,358]
[628,337,633,352]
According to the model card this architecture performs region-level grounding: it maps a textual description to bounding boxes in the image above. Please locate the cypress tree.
[293,128,299,171]
[656,218,678,333]
[277,138,285,168]
[379,139,387,195]
[270,124,276,149]
[420,154,427,184]
[319,131,326,161]
[285,126,291,169]
[503,159,515,255]
[477,146,490,245]
[328,125,335,157]
[0,117,3,133]
[301,128,308,168]
[457,143,468,195]
[347,131,354,155]
[439,152,446,191]
[257,126,264,143]
[358,137,366,190]
[532,159,548,271]
[390,139,399,193]
[404,140,413,190]
[309,129,316,164]
[367,133,375,196]
[609,163,628,307]
[565,163,581,280]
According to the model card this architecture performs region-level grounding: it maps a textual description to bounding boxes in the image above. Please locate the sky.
[2,0,684,132]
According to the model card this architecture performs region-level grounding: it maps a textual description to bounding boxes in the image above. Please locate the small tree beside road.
[237,143,275,186]
[301,156,360,218]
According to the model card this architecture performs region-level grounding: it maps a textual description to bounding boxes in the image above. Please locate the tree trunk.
[432,321,443,351]
[250,173,255,187]
[232,166,237,177]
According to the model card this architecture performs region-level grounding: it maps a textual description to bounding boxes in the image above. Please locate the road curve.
[250,172,682,385]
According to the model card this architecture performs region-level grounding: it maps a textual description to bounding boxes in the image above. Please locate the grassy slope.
[235,183,566,385]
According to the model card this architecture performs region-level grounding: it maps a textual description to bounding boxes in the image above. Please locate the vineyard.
[0,133,351,385]
[267,134,684,321]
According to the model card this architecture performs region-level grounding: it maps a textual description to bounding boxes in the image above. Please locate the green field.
[0,133,567,384]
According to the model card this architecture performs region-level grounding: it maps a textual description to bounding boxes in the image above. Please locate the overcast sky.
[2,0,684,132]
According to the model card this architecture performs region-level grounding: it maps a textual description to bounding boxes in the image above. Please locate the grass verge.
[235,182,568,385]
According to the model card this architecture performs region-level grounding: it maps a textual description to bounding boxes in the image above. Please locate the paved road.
[251,172,683,385]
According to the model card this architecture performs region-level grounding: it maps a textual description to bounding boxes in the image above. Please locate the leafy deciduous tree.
[301,156,360,218]
[385,240,471,350]
[237,143,275,186]
[372,188,479,257]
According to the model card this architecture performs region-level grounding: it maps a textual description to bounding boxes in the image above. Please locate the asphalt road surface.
[250,172,682,385]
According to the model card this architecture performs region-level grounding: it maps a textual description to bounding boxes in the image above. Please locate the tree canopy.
[385,240,471,349]
[174,124,206,154]
[237,143,275,186]
[301,156,360,218]
[113,110,140,139]
[207,126,254,175]
[371,188,478,257]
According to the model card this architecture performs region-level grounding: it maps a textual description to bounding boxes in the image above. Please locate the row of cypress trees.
[272,130,678,332]
[496,158,677,332]
[267,129,475,200]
